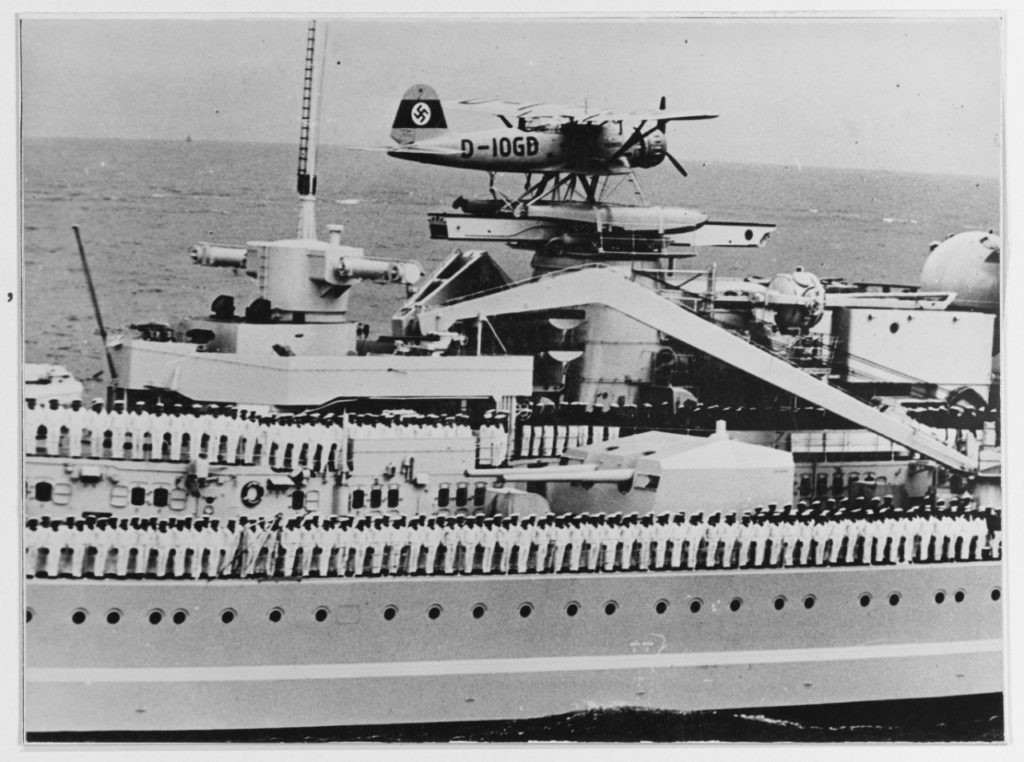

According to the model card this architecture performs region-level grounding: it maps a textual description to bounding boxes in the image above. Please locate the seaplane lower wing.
[385,144,464,157]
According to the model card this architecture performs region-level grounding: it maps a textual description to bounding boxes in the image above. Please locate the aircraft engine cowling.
[623,131,667,169]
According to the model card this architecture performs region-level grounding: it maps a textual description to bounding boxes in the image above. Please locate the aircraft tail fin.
[391,84,448,144]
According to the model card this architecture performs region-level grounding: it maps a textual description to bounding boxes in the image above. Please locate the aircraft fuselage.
[388,127,667,175]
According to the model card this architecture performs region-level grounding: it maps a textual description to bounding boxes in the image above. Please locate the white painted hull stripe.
[26,639,1001,684]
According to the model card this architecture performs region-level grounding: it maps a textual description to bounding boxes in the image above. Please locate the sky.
[18,14,1002,176]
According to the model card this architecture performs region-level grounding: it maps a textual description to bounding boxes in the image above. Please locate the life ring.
[240,481,265,508]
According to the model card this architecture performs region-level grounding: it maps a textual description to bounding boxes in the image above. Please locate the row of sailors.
[25,399,508,469]
[516,424,620,459]
[25,503,1000,579]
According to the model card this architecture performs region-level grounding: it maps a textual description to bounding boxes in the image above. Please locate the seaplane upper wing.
[578,108,718,124]
[448,98,593,122]
[450,98,718,126]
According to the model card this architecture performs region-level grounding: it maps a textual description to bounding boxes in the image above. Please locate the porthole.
[991,588,1001,602]
[472,604,487,619]
[689,599,703,614]
[26,608,33,623]
[106,609,121,625]
[314,607,329,623]
[773,596,786,611]
[148,609,164,625]
[730,598,743,612]
[221,608,237,624]
[169,609,186,625]
[954,590,966,603]
[803,595,816,610]
[655,599,669,615]
[889,322,900,334]
[859,594,872,608]
[34,482,53,502]
[518,603,533,618]
[604,601,618,616]
[383,605,398,621]
[935,591,946,604]
[269,608,283,623]
[427,604,443,620]
[888,593,901,607]
[565,602,580,617]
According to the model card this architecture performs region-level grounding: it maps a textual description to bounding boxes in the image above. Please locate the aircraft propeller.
[612,95,689,177]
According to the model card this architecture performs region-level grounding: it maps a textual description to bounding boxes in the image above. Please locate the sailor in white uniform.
[420,517,440,575]
[666,514,686,569]
[151,521,173,578]
[369,517,392,576]
[684,515,704,570]
[42,520,66,577]
[185,408,207,462]
[600,516,620,572]
[462,516,484,574]
[323,517,345,576]
[545,515,566,573]
[108,518,132,578]
[436,516,456,575]
[88,517,112,578]
[514,517,536,574]
[25,518,40,577]
[41,399,63,455]
[166,518,187,578]
[23,400,40,455]
[402,516,423,575]
[720,514,738,568]
[651,514,671,570]
[64,400,86,457]
[476,517,496,574]
[581,515,601,572]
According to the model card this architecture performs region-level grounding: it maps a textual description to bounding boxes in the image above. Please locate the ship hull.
[24,562,1002,733]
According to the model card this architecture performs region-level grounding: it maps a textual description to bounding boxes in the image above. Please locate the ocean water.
[20,138,1003,742]
[21,138,998,399]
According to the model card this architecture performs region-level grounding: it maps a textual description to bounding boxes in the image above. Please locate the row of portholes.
[25,587,1001,626]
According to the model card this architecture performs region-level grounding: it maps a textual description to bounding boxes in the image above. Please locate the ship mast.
[296,20,328,240]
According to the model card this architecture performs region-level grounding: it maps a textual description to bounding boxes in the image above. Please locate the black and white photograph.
[16,8,1007,745]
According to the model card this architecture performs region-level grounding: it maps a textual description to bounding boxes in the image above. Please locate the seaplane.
[384,85,775,255]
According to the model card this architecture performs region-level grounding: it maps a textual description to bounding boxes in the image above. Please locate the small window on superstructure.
[34,481,52,502]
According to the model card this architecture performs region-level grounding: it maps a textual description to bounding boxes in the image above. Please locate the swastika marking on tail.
[411,102,432,126]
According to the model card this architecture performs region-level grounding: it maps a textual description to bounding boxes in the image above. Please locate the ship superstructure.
[22,21,1002,738]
